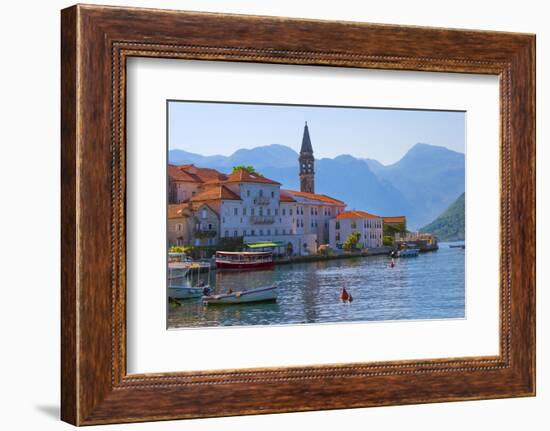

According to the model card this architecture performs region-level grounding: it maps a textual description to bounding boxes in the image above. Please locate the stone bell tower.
[299,121,315,193]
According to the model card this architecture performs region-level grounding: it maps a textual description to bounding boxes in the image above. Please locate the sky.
[168,101,465,165]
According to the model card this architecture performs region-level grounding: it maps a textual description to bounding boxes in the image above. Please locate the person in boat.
[202,286,211,296]
[228,288,233,294]
[390,258,395,268]
[198,280,205,287]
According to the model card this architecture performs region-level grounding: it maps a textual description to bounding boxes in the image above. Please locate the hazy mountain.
[168,142,465,229]
[363,158,385,174]
[420,193,465,241]
[373,143,465,228]
[169,144,298,170]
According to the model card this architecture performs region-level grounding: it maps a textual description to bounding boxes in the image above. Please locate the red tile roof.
[168,164,227,183]
[190,185,241,202]
[285,190,345,205]
[382,216,406,224]
[168,203,188,219]
[224,169,280,185]
[279,190,297,202]
[192,202,219,216]
[337,210,380,220]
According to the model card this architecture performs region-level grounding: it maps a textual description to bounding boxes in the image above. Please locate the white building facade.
[329,210,384,250]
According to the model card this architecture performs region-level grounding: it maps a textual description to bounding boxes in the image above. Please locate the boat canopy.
[245,241,287,249]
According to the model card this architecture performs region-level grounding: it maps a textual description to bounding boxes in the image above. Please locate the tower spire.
[300,121,313,154]
[299,122,315,193]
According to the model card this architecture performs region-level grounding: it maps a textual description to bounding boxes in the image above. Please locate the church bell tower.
[299,121,315,193]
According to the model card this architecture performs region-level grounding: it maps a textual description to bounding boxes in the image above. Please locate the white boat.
[202,285,278,305]
[168,286,205,299]
[168,255,212,300]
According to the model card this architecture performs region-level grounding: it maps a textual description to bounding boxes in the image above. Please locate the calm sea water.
[167,241,465,329]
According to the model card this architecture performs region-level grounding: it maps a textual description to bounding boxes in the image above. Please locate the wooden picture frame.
[61,4,535,425]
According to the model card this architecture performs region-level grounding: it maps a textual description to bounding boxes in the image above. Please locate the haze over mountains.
[169,143,465,229]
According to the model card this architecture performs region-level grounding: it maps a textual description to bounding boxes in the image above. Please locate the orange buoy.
[340,287,350,302]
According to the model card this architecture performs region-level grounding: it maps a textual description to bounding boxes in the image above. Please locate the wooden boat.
[202,285,278,305]
[215,251,274,271]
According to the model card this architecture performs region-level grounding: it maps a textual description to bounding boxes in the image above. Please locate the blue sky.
[168,101,465,165]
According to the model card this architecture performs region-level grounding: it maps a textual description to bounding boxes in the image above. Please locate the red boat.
[215,251,274,271]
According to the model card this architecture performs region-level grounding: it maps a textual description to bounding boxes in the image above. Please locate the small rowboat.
[202,285,278,305]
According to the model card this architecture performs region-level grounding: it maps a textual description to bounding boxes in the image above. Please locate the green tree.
[232,165,261,176]
[343,232,361,252]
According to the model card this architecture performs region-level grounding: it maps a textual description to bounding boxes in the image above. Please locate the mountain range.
[169,143,465,229]
[420,193,465,241]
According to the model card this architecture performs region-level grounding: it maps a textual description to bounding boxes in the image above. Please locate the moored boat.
[202,284,278,305]
[396,248,420,257]
[168,259,212,300]
[167,286,205,299]
[215,251,274,271]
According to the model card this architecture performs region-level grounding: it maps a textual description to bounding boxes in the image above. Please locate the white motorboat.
[202,284,278,305]
[396,248,420,257]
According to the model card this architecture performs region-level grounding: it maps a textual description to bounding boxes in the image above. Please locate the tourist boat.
[396,248,420,257]
[215,251,274,271]
[202,284,278,305]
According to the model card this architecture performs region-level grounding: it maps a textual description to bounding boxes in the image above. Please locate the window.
[336,233,340,241]
[234,230,238,237]
[208,223,212,230]
[247,190,250,197]
[351,221,357,229]
[275,208,278,215]
[271,191,274,198]
[251,208,255,216]
[283,229,286,235]
[251,230,255,236]
[201,209,207,219]
[243,208,247,216]
[176,223,182,231]
[224,230,229,237]
[260,229,264,236]
[234,207,238,216]
[335,221,340,230]
[289,209,293,216]
[259,207,263,216]
[259,189,263,197]
[267,229,271,236]
[282,208,286,216]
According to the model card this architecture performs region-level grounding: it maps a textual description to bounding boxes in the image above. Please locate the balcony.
[253,196,271,205]
[250,216,275,225]
[194,229,217,238]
